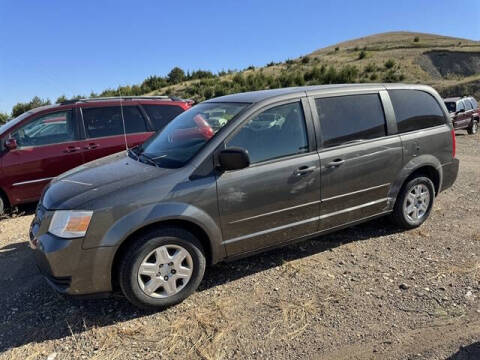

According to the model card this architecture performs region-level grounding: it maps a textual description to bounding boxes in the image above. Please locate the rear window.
[444,102,456,113]
[315,94,386,147]
[389,90,445,133]
[143,104,184,131]
[82,106,147,138]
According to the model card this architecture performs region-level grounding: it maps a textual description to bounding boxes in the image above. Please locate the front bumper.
[440,158,460,192]
[30,215,116,296]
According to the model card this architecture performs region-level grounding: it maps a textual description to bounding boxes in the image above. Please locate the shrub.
[414,36,419,42]
[369,73,378,81]
[267,61,275,67]
[384,59,395,69]
[335,47,339,51]
[301,56,310,64]
[354,46,359,51]
[246,65,255,71]
[167,67,186,84]
[364,63,376,73]
[285,59,295,65]
[358,50,367,60]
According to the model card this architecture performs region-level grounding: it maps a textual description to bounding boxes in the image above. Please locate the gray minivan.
[30,84,459,309]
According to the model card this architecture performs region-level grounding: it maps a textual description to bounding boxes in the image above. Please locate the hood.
[42,152,175,209]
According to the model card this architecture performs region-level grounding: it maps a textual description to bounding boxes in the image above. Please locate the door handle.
[84,143,99,150]
[63,146,81,153]
[294,165,316,176]
[326,159,345,168]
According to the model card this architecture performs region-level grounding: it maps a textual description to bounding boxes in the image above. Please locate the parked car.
[30,84,459,309]
[444,96,479,134]
[0,96,192,213]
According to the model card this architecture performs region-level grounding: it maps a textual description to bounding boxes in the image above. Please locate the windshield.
[137,102,249,168]
[444,102,456,113]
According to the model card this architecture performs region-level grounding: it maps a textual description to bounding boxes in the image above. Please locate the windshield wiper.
[139,152,160,167]
[127,148,139,160]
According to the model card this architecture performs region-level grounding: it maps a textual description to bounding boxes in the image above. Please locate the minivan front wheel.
[391,176,435,229]
[467,120,478,135]
[118,227,206,310]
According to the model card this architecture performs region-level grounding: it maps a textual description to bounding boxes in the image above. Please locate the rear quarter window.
[143,104,184,131]
[388,90,445,133]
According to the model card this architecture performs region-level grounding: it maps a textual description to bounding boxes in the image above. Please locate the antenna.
[118,92,128,152]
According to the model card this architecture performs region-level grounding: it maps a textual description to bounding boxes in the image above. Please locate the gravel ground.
[0,131,479,360]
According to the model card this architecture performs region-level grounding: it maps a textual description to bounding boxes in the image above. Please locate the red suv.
[0,96,192,213]
[444,96,479,135]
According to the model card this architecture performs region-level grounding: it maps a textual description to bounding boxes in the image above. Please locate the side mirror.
[5,138,17,150]
[218,147,250,171]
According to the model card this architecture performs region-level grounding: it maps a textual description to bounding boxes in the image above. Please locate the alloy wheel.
[137,244,193,298]
[403,184,430,222]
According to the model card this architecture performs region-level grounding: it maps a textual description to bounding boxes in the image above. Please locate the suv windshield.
[136,102,248,168]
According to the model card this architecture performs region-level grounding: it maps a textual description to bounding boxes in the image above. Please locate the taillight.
[451,129,456,158]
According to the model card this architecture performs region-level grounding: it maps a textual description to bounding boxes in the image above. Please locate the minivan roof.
[204,83,435,104]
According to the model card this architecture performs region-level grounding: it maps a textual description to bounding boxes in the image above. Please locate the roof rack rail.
[60,95,188,105]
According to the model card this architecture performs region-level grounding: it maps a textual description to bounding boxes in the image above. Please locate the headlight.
[48,210,93,238]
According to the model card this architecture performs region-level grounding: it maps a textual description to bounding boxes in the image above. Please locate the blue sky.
[0,0,479,114]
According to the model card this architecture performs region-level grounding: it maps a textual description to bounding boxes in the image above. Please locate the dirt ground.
[0,132,479,360]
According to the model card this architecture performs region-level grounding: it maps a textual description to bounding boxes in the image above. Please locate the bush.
[384,59,395,69]
[246,65,255,71]
[354,46,359,51]
[364,63,376,73]
[358,50,367,60]
[369,73,378,81]
[335,47,339,52]
[301,56,310,64]
[266,61,275,67]
[414,36,419,42]
[285,59,295,65]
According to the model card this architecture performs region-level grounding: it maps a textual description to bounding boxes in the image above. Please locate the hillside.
[146,31,480,101]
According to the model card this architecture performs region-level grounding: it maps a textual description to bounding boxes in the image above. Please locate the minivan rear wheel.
[390,176,435,229]
[118,227,206,310]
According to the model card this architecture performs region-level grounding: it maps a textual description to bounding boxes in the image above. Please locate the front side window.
[82,106,147,138]
[138,102,248,168]
[315,94,386,148]
[457,101,465,112]
[389,90,445,133]
[143,104,185,131]
[11,111,75,147]
[227,102,308,164]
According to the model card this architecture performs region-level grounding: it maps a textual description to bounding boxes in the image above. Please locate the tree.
[56,95,68,103]
[11,96,51,118]
[0,112,9,124]
[167,67,186,84]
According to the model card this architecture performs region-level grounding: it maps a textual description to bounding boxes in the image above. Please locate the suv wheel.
[118,227,206,310]
[391,176,435,229]
[467,120,478,135]
[0,194,6,217]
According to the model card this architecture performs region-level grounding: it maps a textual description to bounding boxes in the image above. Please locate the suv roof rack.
[60,96,190,105]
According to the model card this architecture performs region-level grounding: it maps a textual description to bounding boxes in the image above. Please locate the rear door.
[216,99,321,256]
[2,109,84,204]
[80,104,153,163]
[311,92,403,230]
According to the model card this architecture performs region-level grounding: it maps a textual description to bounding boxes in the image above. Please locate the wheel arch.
[389,157,442,208]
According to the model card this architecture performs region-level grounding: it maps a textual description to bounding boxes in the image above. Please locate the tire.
[118,227,206,310]
[390,176,435,229]
[0,194,6,217]
[467,120,478,135]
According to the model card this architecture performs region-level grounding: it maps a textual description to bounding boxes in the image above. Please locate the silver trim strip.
[319,198,388,219]
[228,200,321,225]
[223,197,388,245]
[12,177,54,187]
[322,183,390,202]
[61,179,92,186]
